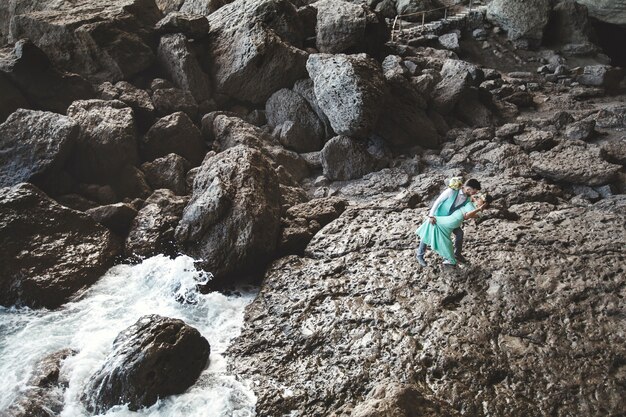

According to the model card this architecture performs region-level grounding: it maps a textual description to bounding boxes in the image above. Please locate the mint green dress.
[415,200,476,264]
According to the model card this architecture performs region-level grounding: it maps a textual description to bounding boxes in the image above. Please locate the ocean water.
[0,255,257,417]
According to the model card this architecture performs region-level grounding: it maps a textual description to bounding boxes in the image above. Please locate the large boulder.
[306,53,387,138]
[9,0,163,83]
[396,0,445,23]
[141,153,190,195]
[82,315,209,413]
[265,88,325,152]
[0,109,78,188]
[175,146,281,281]
[574,0,626,27]
[531,142,622,186]
[66,100,138,183]
[157,33,212,104]
[547,0,596,53]
[98,81,156,129]
[141,111,206,166]
[432,59,482,115]
[313,0,388,55]
[321,135,379,181]
[0,183,121,309]
[125,189,188,259]
[0,40,94,114]
[487,0,551,47]
[206,0,308,103]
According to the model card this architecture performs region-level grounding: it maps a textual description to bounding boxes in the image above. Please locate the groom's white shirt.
[428,188,467,217]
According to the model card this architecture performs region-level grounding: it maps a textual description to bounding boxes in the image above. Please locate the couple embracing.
[415,177,492,267]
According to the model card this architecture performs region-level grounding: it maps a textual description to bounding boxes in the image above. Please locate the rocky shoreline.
[1,0,625,415]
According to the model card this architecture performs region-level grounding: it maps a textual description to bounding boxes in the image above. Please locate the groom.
[416,178,481,266]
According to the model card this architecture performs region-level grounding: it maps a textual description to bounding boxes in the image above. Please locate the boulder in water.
[82,315,209,413]
[0,183,121,309]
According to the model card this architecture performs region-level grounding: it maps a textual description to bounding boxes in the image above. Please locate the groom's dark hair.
[465,179,481,190]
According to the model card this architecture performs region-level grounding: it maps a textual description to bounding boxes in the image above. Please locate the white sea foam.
[0,255,257,417]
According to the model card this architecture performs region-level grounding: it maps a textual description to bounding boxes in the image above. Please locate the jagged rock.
[180,0,228,15]
[141,112,205,166]
[141,153,190,195]
[0,109,78,188]
[513,129,555,151]
[313,0,388,55]
[157,33,212,104]
[590,106,626,129]
[156,0,185,14]
[0,73,28,123]
[600,138,626,165]
[82,315,209,413]
[66,100,138,183]
[0,40,94,114]
[206,0,308,103]
[98,81,155,129]
[175,146,281,281]
[0,183,120,309]
[496,122,525,138]
[151,86,199,119]
[155,11,210,38]
[3,349,76,417]
[292,78,334,139]
[125,189,188,258]
[574,0,626,27]
[577,65,625,91]
[265,88,324,152]
[321,136,380,181]
[396,0,445,23]
[487,0,551,47]
[438,32,460,52]
[564,120,595,141]
[306,53,387,138]
[9,0,162,82]
[229,200,626,416]
[279,196,347,255]
[86,203,138,236]
[352,382,460,417]
[531,142,622,186]
[432,59,481,115]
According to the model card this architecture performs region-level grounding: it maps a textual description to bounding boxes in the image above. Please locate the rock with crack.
[175,146,281,282]
[0,183,121,309]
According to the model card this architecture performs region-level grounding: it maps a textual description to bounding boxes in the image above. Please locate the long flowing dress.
[415,200,476,264]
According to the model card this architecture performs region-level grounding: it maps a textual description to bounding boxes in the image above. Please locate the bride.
[415,193,492,266]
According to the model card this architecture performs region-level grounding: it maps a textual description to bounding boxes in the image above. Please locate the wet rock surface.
[82,314,209,413]
[0,183,120,309]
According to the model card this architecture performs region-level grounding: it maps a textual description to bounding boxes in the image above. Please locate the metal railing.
[390,0,475,41]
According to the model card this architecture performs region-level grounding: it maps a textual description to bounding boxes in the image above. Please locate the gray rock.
[396,0,445,23]
[496,122,525,138]
[155,11,210,38]
[432,59,481,115]
[9,0,162,82]
[82,315,209,413]
[151,86,199,119]
[0,40,95,114]
[0,183,120,309]
[321,136,378,181]
[156,0,185,14]
[157,33,212,104]
[206,0,308,103]
[0,109,78,188]
[99,81,156,128]
[531,142,622,186]
[125,189,188,259]
[306,53,387,138]
[265,88,325,152]
[438,32,460,52]
[564,120,595,141]
[141,112,206,166]
[86,203,138,236]
[549,0,595,52]
[141,153,191,195]
[180,0,228,15]
[600,137,626,165]
[292,78,335,139]
[314,0,388,55]
[574,0,626,27]
[513,129,555,151]
[66,100,138,183]
[175,146,281,281]
[486,0,551,47]
[577,65,625,90]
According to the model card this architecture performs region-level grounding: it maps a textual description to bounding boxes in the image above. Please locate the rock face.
[229,198,626,416]
[314,0,388,55]
[0,109,78,188]
[125,189,188,259]
[66,100,138,183]
[175,146,281,281]
[574,0,626,27]
[487,0,551,47]
[0,183,120,309]
[206,0,308,103]
[9,0,163,82]
[307,53,387,138]
[82,315,209,413]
